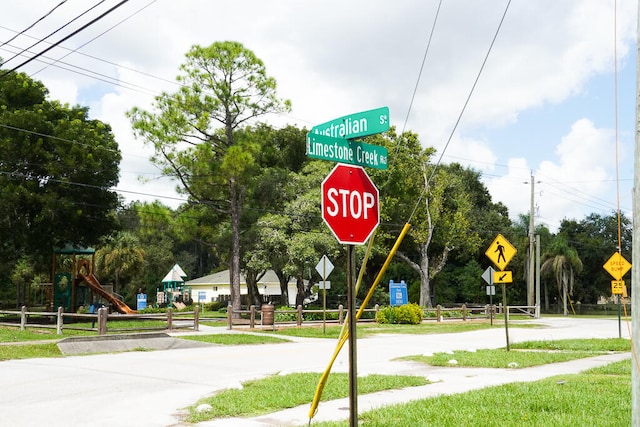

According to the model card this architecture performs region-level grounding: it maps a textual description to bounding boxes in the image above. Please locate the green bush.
[274,307,298,322]
[376,303,423,324]
[203,302,222,312]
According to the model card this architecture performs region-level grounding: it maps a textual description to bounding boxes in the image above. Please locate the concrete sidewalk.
[194,351,631,427]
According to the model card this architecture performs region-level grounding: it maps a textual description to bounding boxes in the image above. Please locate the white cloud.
[0,0,635,226]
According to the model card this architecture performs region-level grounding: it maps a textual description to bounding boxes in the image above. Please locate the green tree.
[558,212,631,304]
[128,41,290,314]
[540,236,583,315]
[0,70,120,298]
[95,231,145,299]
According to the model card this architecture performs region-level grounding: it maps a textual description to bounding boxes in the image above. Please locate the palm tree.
[95,232,145,296]
[540,236,583,315]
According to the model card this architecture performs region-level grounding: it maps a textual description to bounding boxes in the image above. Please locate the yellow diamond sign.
[485,234,517,271]
[603,252,631,281]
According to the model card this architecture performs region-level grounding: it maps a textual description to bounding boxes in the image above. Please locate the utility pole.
[632,2,639,423]
[528,173,535,310]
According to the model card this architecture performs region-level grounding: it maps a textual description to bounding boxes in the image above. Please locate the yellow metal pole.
[308,223,411,421]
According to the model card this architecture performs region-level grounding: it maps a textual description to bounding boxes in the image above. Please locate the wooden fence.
[0,306,200,335]
[225,303,527,329]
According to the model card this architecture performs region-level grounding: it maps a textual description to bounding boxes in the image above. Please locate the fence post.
[296,305,303,326]
[97,307,108,335]
[194,305,200,331]
[436,304,442,322]
[20,305,27,331]
[227,303,232,330]
[249,305,256,329]
[56,306,64,335]
[462,304,467,321]
[167,307,173,331]
[338,304,344,324]
[374,304,379,321]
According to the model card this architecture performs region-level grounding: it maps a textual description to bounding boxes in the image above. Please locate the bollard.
[97,307,108,335]
[167,307,173,331]
[20,306,27,331]
[194,305,200,331]
[56,306,64,335]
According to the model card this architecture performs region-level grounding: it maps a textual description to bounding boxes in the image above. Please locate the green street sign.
[307,133,388,169]
[311,106,390,140]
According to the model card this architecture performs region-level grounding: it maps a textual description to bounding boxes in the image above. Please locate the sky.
[0,0,637,233]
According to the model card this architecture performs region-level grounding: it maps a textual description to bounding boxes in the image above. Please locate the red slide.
[79,272,136,314]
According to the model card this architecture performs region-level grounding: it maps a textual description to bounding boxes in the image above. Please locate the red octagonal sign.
[322,163,380,245]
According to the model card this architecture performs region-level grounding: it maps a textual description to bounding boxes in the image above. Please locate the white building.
[186,270,302,307]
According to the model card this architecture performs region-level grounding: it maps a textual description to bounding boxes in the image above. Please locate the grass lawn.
[313,360,631,426]
[254,320,536,339]
[401,338,631,369]
[180,333,290,345]
[186,373,429,423]
[0,343,62,360]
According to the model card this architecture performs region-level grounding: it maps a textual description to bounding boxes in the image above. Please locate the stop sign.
[321,163,379,245]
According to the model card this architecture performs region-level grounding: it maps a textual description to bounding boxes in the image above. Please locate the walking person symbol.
[495,241,506,264]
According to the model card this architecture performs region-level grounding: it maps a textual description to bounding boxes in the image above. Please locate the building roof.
[162,264,188,283]
[186,270,297,286]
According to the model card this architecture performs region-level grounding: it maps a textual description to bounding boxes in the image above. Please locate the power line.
[1,0,107,67]
[0,0,129,78]
[0,0,68,49]
[31,0,159,77]
[409,0,512,222]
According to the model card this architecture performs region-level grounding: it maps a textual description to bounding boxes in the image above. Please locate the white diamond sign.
[315,255,334,280]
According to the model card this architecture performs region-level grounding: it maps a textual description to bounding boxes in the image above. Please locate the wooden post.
[296,305,303,327]
[97,307,108,335]
[249,305,255,329]
[227,302,233,330]
[462,304,467,321]
[436,304,442,322]
[20,306,27,331]
[56,306,64,335]
[167,307,173,331]
[194,305,199,331]
[338,304,344,324]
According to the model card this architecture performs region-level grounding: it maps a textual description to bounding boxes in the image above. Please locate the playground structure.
[157,264,191,309]
[50,246,136,314]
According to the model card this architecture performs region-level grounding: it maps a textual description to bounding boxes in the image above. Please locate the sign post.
[482,267,495,325]
[603,252,632,338]
[485,234,517,350]
[315,255,335,335]
[315,108,386,427]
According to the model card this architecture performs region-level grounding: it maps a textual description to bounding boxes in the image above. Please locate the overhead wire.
[0,0,130,79]
[31,0,159,77]
[1,0,108,67]
[408,0,512,223]
[0,0,68,49]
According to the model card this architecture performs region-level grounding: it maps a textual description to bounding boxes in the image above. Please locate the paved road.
[0,317,631,426]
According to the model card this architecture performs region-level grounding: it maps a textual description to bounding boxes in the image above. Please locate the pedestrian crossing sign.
[485,234,517,271]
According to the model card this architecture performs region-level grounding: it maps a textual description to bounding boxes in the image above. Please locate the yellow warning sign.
[485,234,517,271]
[493,270,513,284]
[611,280,624,295]
[603,252,632,281]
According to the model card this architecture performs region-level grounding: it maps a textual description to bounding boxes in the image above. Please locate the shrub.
[203,302,222,312]
[376,303,423,324]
